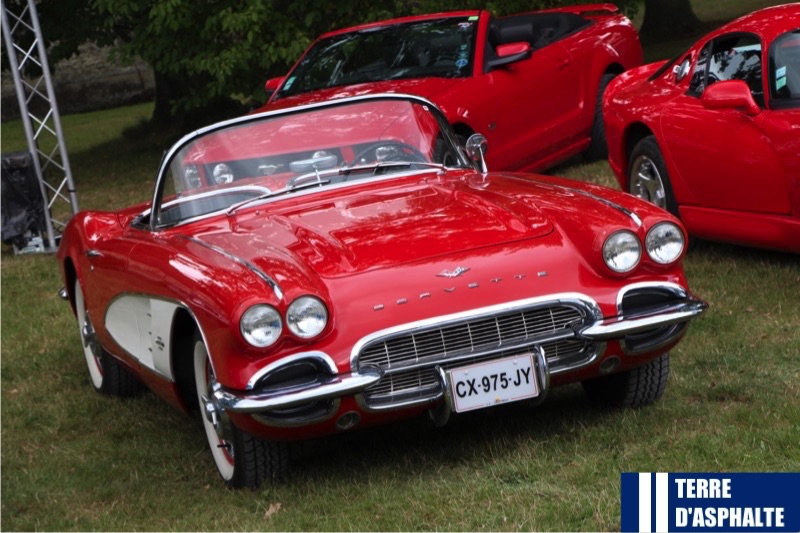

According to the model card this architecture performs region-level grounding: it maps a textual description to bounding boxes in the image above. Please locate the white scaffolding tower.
[2,0,78,252]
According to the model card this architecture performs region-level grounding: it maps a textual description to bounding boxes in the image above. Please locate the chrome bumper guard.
[213,366,383,413]
[578,297,707,340]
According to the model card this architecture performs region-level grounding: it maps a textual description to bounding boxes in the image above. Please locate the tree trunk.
[152,70,182,124]
[640,0,702,43]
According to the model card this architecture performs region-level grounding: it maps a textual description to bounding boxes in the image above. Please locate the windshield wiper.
[344,161,448,175]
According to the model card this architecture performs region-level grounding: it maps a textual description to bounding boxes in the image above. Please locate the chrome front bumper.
[212,294,706,416]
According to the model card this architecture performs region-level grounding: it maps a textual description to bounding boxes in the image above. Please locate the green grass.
[2,1,799,530]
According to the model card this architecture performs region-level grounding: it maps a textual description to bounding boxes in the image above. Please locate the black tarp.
[1,151,46,249]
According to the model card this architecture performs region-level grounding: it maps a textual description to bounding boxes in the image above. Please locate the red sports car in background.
[258,4,642,172]
[57,94,706,488]
[603,4,800,253]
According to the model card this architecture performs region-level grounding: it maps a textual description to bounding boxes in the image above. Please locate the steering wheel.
[350,141,427,167]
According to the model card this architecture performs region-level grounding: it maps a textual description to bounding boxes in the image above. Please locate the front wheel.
[628,136,678,216]
[74,279,142,397]
[582,353,670,408]
[193,332,289,488]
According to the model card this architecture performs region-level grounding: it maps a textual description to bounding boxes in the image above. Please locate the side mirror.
[264,76,284,99]
[673,58,691,82]
[701,79,760,116]
[465,134,488,174]
[487,42,532,70]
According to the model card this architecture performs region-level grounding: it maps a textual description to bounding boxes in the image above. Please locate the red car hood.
[262,78,464,111]
[194,172,558,279]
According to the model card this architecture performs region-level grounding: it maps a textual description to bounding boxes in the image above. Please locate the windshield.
[276,16,478,99]
[152,95,468,228]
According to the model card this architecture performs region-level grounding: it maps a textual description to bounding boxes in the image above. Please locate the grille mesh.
[356,303,597,406]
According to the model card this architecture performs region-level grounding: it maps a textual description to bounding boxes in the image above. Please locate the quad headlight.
[646,222,684,264]
[240,305,282,348]
[603,230,641,273]
[287,296,328,339]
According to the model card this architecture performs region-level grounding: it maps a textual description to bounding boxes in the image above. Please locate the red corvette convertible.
[603,4,800,253]
[258,4,642,172]
[58,95,705,488]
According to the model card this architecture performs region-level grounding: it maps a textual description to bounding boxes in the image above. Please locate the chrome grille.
[356,301,599,409]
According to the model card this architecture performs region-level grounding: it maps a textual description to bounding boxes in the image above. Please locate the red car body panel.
[57,95,705,483]
[604,4,800,253]
[258,5,642,173]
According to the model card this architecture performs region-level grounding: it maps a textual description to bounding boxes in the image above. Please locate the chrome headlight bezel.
[645,222,685,264]
[603,230,642,273]
[240,304,282,348]
[287,296,329,339]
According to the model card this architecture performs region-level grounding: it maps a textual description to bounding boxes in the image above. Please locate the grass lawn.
[2,1,798,531]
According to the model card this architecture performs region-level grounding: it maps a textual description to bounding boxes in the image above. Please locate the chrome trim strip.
[350,292,603,370]
[616,281,687,315]
[572,188,643,227]
[579,298,707,340]
[213,367,383,413]
[180,235,284,301]
[245,351,338,390]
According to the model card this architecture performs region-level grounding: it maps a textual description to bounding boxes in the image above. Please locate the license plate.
[448,354,539,413]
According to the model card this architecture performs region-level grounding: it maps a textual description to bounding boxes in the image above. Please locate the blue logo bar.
[621,473,800,532]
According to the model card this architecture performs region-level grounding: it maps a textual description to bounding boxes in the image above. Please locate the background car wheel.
[192,332,289,488]
[74,279,142,397]
[628,136,678,216]
[582,353,670,408]
[584,73,616,161]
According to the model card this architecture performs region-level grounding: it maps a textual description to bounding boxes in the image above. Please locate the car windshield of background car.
[276,16,478,98]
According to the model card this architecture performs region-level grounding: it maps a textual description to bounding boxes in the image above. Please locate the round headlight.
[212,163,234,184]
[240,305,282,347]
[603,230,641,273]
[287,296,328,339]
[646,222,685,264]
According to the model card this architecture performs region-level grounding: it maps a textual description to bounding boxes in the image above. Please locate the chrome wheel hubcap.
[630,155,666,209]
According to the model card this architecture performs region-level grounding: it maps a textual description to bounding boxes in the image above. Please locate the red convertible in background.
[603,4,800,253]
[58,95,705,488]
[258,4,642,172]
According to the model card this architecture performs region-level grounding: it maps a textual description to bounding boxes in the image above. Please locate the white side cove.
[105,295,180,381]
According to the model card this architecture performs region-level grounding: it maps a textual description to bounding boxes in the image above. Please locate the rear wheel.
[582,353,670,408]
[74,279,142,397]
[192,331,289,488]
[584,73,616,161]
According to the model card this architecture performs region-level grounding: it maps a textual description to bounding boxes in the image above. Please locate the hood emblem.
[437,266,470,278]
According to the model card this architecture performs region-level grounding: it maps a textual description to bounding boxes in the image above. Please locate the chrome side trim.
[213,366,383,413]
[180,235,284,301]
[579,298,707,340]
